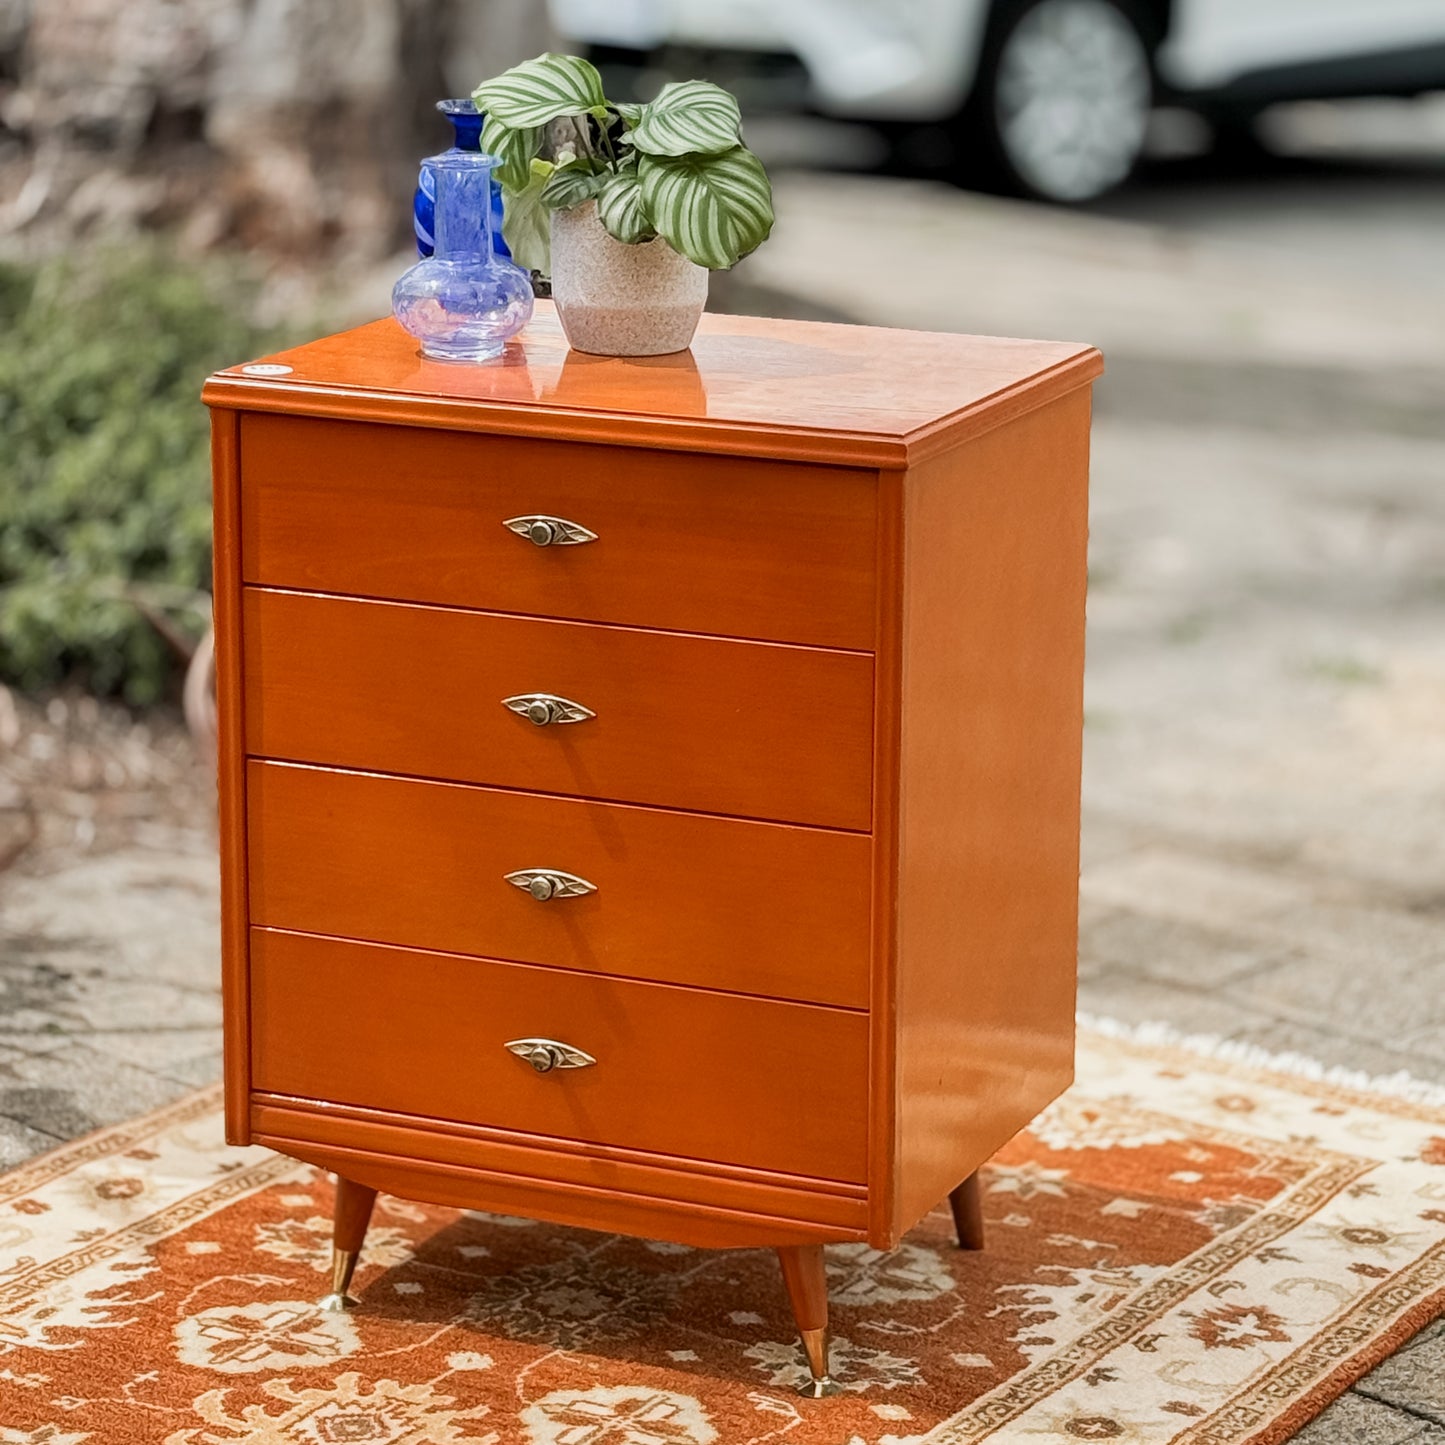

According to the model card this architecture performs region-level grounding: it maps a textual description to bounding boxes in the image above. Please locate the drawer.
[248,761,871,1008]
[243,589,874,830]
[250,929,869,1182]
[240,413,877,651]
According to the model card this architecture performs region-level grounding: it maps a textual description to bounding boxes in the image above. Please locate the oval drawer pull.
[504,1037,597,1073]
[503,514,598,548]
[502,692,595,726]
[504,868,596,901]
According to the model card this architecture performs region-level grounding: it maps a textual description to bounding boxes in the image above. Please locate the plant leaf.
[595,169,653,244]
[502,158,555,274]
[614,101,645,128]
[472,53,607,129]
[626,80,742,157]
[637,146,773,269]
[480,113,542,193]
[541,160,604,212]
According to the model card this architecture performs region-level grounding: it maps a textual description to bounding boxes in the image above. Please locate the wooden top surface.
[203,301,1101,467]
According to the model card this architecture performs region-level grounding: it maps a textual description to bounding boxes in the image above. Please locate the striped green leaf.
[472,53,606,129]
[626,80,741,157]
[541,160,604,212]
[480,112,542,193]
[595,170,653,244]
[501,158,555,274]
[637,146,773,270]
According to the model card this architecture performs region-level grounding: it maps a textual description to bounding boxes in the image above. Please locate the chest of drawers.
[204,304,1100,1394]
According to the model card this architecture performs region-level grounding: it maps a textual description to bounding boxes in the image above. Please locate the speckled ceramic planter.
[550,200,709,357]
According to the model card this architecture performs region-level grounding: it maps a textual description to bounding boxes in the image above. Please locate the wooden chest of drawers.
[204,304,1100,1394]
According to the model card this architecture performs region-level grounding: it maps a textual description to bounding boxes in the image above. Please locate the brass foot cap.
[317,1291,360,1313]
[797,1376,842,1398]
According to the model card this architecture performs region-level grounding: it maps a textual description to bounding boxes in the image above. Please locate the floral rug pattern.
[1,1028,1443,1444]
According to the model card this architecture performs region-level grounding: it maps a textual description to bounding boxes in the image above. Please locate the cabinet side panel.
[893,388,1092,1235]
[210,407,251,1143]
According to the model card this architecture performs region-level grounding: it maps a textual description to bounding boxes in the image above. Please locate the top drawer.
[240,414,878,651]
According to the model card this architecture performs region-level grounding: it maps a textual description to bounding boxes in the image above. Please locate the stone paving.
[3,173,1445,1438]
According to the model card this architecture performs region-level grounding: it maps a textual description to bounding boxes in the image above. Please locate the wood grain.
[240,412,877,651]
[250,929,870,1182]
[776,1243,830,1333]
[255,1134,864,1249]
[247,760,872,1008]
[251,1096,868,1247]
[242,589,875,830]
[331,1175,377,1254]
[210,408,251,1144]
[868,465,905,1244]
[202,304,1103,468]
[887,390,1090,1241]
[949,1171,985,1251]
[207,306,1100,1286]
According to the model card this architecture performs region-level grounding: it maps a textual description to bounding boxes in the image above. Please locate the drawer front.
[250,929,869,1182]
[248,761,871,1008]
[243,589,874,830]
[240,414,877,651]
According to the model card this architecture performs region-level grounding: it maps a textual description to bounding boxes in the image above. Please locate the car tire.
[958,0,1156,203]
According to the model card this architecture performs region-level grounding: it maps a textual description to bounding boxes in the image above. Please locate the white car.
[549,0,1445,202]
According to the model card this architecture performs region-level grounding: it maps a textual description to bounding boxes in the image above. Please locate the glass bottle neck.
[447,111,484,151]
[432,162,494,263]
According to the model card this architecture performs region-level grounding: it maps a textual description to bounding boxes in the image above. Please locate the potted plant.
[472,53,774,357]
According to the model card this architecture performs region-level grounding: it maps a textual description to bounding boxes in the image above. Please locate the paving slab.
[1249,904,1445,972]
[0,852,220,989]
[152,1047,224,1089]
[1078,847,1315,931]
[0,1039,193,1137]
[1227,1018,1445,1087]
[1356,1333,1445,1427]
[77,1025,224,1081]
[1079,907,1288,988]
[0,1112,61,1169]
[1229,953,1445,1050]
[1075,968,1261,1038]
[1293,1391,1438,1445]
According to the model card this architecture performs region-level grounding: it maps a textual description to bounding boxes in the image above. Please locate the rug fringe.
[1079,1012,1445,1108]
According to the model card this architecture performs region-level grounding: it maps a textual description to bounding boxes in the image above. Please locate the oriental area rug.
[3,1025,1445,1445]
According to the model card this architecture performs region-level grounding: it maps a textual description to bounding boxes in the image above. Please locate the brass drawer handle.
[504,1037,597,1073]
[503,515,598,548]
[502,693,595,726]
[504,868,596,901]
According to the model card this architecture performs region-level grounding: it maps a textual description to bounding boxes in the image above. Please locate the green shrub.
[0,249,285,703]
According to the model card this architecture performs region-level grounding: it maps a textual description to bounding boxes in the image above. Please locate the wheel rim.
[995,0,1151,201]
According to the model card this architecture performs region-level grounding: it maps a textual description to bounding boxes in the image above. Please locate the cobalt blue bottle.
[414,100,510,260]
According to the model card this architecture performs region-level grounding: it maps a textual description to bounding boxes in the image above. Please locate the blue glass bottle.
[414,100,510,260]
[392,151,533,362]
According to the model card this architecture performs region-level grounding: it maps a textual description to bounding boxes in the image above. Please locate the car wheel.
[964,0,1155,203]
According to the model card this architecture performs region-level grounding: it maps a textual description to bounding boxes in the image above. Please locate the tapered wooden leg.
[318,1175,378,1312]
[949,1170,985,1251]
[775,1244,839,1397]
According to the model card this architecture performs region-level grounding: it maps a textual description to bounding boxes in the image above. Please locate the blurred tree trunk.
[0,0,554,260]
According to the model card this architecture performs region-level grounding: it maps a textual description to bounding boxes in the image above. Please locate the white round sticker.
[240,363,294,376]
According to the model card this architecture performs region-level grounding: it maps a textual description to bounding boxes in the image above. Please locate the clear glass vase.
[391,151,533,362]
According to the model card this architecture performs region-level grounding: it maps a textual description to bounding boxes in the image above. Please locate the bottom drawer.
[250,930,869,1183]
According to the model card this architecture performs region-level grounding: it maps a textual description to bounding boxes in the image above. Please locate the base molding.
[252,1094,868,1249]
